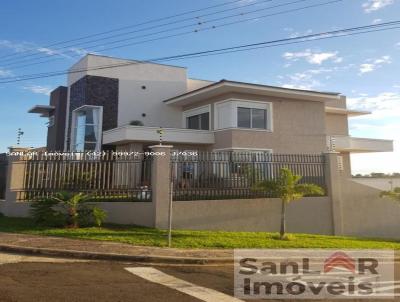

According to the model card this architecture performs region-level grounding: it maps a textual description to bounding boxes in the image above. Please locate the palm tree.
[52,191,91,228]
[380,187,400,202]
[253,168,325,239]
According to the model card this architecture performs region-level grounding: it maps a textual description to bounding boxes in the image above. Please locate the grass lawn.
[1,216,400,249]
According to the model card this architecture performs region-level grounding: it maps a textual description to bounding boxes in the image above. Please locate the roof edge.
[164,79,341,104]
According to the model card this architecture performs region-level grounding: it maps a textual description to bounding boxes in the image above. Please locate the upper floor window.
[187,112,209,130]
[71,105,103,151]
[237,107,266,129]
[183,105,210,130]
[214,99,272,131]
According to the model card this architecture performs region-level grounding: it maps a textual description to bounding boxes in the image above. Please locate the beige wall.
[0,200,155,227]
[325,95,347,109]
[172,197,333,234]
[187,79,214,91]
[183,92,327,153]
[325,113,349,135]
[340,179,400,239]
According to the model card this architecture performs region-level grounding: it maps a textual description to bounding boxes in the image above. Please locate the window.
[237,107,267,129]
[214,100,272,131]
[71,106,102,151]
[186,112,209,130]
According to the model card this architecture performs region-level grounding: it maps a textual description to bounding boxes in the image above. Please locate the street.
[0,252,399,302]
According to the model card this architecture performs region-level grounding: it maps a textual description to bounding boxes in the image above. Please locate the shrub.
[93,207,107,227]
[30,198,66,227]
[29,192,107,228]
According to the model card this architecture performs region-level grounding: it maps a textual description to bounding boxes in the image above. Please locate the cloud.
[69,47,91,56]
[358,55,391,74]
[282,49,342,65]
[348,92,400,119]
[362,0,394,12]
[23,85,53,96]
[0,68,13,77]
[349,91,400,174]
[284,28,313,38]
[0,39,90,60]
[372,18,382,24]
[279,68,336,90]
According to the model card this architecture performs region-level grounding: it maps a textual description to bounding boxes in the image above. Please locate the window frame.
[237,107,267,129]
[70,105,103,152]
[214,99,273,131]
[182,105,211,130]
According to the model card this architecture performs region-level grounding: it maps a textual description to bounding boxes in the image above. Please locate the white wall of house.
[187,78,214,91]
[67,54,191,129]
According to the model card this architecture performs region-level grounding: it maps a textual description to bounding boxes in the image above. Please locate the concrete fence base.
[2,147,400,239]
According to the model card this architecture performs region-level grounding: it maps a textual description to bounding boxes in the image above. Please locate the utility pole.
[168,181,173,247]
[16,128,24,145]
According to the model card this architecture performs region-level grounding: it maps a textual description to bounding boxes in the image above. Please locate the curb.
[0,244,233,265]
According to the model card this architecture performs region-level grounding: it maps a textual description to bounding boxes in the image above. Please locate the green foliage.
[61,172,94,188]
[29,192,107,228]
[272,233,295,241]
[93,207,107,227]
[30,198,66,227]
[380,187,400,202]
[2,216,400,249]
[252,168,325,203]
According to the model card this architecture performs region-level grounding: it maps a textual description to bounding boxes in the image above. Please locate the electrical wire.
[0,20,398,84]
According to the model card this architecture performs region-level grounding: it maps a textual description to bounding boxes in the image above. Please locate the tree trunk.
[280,199,286,239]
[69,207,78,228]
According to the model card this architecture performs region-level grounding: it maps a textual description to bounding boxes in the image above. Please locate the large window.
[237,107,267,129]
[214,100,272,131]
[71,106,102,151]
[186,112,209,130]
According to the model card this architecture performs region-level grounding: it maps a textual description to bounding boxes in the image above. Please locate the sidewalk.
[0,232,233,264]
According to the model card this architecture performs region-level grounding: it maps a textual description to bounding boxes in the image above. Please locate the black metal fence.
[17,151,152,202]
[171,152,326,201]
[0,153,7,200]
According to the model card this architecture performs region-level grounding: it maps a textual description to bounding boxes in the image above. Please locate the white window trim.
[182,104,211,130]
[213,98,273,131]
[70,105,103,151]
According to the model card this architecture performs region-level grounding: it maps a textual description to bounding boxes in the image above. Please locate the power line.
[1,0,340,69]
[0,0,274,66]
[0,0,303,67]
[0,0,248,61]
[1,20,398,84]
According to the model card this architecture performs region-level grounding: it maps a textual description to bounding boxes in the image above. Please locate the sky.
[0,0,399,174]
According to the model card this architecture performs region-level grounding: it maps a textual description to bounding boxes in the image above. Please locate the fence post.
[149,144,173,229]
[3,147,30,216]
[324,152,344,236]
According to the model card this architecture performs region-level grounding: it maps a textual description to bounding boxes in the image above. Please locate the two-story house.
[29,54,393,176]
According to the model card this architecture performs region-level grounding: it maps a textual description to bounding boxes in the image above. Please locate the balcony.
[327,135,393,153]
[103,126,215,145]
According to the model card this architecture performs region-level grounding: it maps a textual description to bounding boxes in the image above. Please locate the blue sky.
[0,0,399,174]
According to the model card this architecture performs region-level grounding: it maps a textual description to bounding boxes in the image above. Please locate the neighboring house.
[29,54,393,175]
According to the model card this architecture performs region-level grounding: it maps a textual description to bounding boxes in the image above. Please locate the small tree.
[253,168,325,239]
[380,187,400,202]
[31,192,107,228]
